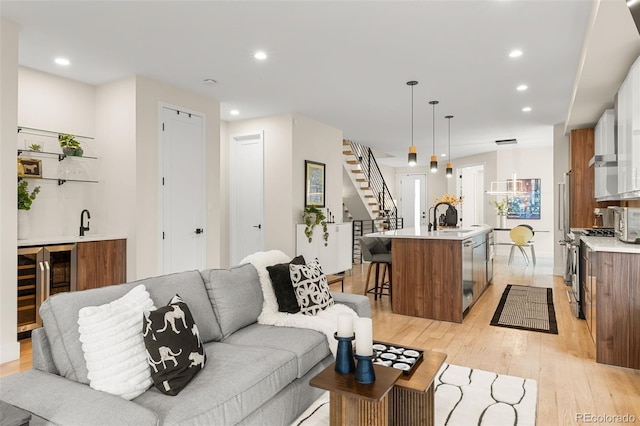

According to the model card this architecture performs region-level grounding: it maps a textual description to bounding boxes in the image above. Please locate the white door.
[398,174,427,229]
[458,164,485,227]
[160,106,206,274]
[230,132,264,265]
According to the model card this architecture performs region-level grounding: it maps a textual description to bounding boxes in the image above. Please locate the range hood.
[588,154,617,167]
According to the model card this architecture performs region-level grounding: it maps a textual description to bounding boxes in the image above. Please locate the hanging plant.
[302,206,329,246]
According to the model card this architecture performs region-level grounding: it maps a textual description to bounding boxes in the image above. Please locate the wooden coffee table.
[389,349,447,426]
[309,364,402,426]
[309,349,446,426]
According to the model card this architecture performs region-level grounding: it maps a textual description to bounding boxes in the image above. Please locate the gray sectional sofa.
[0,263,370,425]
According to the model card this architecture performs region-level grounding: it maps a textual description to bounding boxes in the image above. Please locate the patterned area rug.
[490,284,558,334]
[291,363,538,426]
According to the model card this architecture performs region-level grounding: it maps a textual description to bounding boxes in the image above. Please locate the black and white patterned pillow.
[290,259,334,316]
[142,295,206,396]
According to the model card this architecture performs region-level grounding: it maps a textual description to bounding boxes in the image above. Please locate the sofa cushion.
[77,284,155,400]
[144,295,206,396]
[223,323,329,378]
[133,342,298,425]
[201,264,263,339]
[266,255,305,314]
[290,260,334,315]
[40,270,220,384]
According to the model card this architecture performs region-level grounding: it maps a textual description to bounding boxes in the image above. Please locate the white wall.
[226,113,294,259]
[292,113,343,231]
[95,77,137,279]
[225,113,342,259]
[17,67,100,239]
[496,145,555,257]
[0,18,20,363]
[134,76,221,277]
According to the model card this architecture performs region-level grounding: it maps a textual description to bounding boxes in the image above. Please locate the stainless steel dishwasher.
[462,238,474,312]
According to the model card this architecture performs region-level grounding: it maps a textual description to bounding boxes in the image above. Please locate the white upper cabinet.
[594,109,617,199]
[617,56,640,196]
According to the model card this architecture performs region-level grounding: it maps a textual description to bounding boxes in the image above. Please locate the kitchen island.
[367,225,493,323]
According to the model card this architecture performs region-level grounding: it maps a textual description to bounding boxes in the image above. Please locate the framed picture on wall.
[18,158,42,178]
[507,178,541,219]
[305,160,325,207]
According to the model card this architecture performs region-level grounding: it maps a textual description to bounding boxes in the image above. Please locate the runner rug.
[490,284,558,334]
[291,363,538,426]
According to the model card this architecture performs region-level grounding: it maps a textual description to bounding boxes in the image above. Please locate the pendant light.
[445,115,454,178]
[407,81,418,166]
[429,100,439,172]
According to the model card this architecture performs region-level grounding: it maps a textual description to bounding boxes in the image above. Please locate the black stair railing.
[347,140,401,231]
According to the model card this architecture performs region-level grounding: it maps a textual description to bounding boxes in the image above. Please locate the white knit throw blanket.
[240,250,358,356]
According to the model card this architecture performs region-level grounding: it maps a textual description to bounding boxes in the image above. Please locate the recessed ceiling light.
[230,110,240,116]
[517,84,528,91]
[55,57,70,66]
[441,153,447,157]
[522,107,532,112]
[254,51,267,60]
[627,0,637,6]
[508,49,523,58]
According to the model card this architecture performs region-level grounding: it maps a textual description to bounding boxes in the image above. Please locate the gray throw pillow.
[201,264,263,338]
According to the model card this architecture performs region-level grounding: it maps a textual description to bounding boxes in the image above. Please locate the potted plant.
[29,143,41,152]
[18,180,41,239]
[302,206,329,246]
[491,199,508,228]
[58,133,83,156]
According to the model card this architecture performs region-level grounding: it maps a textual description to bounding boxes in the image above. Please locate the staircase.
[342,139,403,263]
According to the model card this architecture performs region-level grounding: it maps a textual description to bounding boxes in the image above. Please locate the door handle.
[195,228,204,234]
[253,224,262,229]
[38,262,46,306]
[44,261,51,300]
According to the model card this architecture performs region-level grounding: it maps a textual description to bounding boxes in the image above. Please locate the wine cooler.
[17,244,77,333]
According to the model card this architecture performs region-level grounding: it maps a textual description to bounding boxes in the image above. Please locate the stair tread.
[351,170,363,173]
[343,150,354,155]
[365,195,375,198]
[346,160,359,164]
[356,178,367,182]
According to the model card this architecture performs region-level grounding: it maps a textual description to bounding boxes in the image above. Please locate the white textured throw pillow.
[78,284,156,400]
[290,259,334,315]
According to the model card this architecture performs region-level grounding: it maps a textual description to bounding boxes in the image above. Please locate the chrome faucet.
[80,209,91,236]
[432,202,454,231]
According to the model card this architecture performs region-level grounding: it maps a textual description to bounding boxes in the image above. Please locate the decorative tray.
[372,341,424,376]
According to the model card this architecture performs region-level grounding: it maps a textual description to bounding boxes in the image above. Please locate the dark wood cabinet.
[570,128,621,227]
[595,250,640,370]
[77,239,126,291]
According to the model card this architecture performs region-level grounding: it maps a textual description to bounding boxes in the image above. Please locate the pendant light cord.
[448,117,451,160]
[432,103,435,154]
[411,85,414,147]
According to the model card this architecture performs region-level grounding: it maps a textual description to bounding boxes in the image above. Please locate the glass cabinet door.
[44,244,77,297]
[17,247,43,332]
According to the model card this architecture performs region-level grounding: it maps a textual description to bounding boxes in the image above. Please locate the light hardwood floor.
[2,255,639,425]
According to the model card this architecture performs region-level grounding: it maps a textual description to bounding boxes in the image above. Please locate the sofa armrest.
[0,370,158,426]
[31,327,59,375]
[331,292,371,318]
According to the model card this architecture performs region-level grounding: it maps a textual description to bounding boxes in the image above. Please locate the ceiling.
[1,1,639,167]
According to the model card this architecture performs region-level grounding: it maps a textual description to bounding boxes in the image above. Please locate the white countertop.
[580,235,640,254]
[366,224,493,240]
[18,234,127,247]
